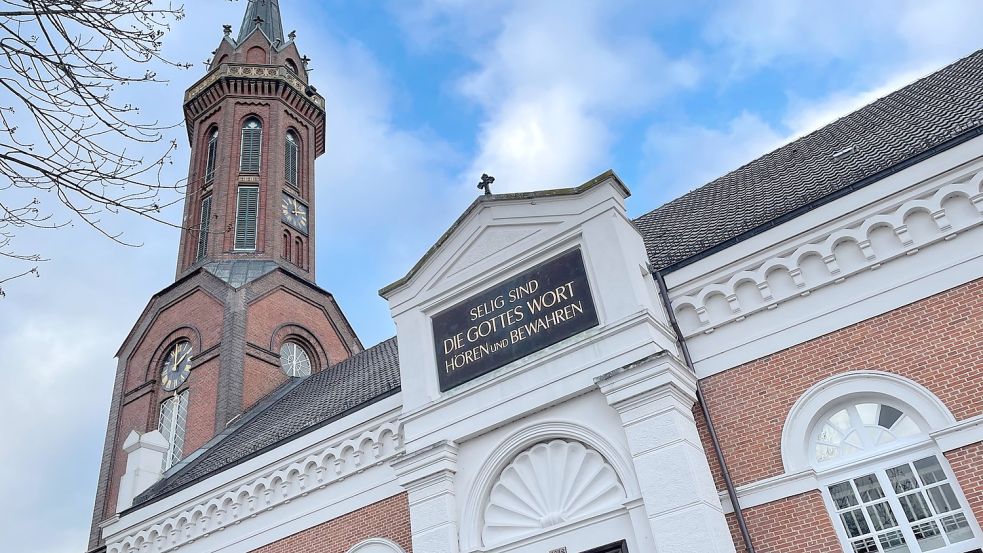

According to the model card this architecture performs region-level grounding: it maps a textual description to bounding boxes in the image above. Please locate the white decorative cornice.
[670,169,983,336]
[105,419,403,553]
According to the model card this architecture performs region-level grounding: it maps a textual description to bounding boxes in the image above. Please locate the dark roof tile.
[634,49,983,271]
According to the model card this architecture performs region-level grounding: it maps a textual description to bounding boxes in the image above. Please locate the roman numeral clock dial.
[281,192,308,233]
[160,340,193,391]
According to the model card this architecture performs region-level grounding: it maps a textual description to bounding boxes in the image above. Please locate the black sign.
[432,248,599,391]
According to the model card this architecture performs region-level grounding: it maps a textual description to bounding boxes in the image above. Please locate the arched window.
[282,230,291,260]
[814,401,921,464]
[346,538,406,553]
[158,390,189,471]
[279,341,312,377]
[294,236,303,268]
[204,128,218,185]
[240,118,262,173]
[285,130,299,187]
[195,194,212,261]
[286,58,299,75]
[789,375,982,553]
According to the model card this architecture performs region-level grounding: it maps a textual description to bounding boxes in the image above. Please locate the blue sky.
[1,1,981,551]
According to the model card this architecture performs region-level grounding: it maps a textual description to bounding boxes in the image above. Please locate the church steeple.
[238,0,285,44]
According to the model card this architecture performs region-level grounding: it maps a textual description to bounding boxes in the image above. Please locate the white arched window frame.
[783,371,982,553]
[345,538,406,553]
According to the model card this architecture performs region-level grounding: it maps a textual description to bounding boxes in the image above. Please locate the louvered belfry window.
[204,128,218,184]
[285,131,299,187]
[234,186,259,250]
[158,390,189,471]
[195,195,212,261]
[239,118,262,173]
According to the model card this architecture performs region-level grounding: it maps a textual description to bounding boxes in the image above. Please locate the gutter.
[654,270,757,553]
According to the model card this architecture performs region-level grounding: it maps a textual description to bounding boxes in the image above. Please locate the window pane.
[866,501,898,531]
[910,520,946,550]
[898,492,933,522]
[830,481,860,509]
[841,509,871,537]
[887,464,920,493]
[234,186,258,250]
[913,456,946,486]
[940,512,973,543]
[857,403,878,426]
[878,405,903,429]
[878,530,910,553]
[851,536,878,553]
[855,475,886,502]
[927,484,960,514]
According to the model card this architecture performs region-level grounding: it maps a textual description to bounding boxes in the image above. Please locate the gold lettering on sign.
[441,277,589,375]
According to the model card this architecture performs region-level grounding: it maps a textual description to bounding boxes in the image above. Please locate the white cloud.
[397,0,700,193]
[641,111,784,201]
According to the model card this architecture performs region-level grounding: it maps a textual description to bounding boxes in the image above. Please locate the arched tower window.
[787,373,982,553]
[204,127,219,185]
[158,390,189,471]
[279,341,312,377]
[196,194,212,261]
[240,118,262,174]
[285,130,299,187]
[286,58,299,75]
[294,236,303,268]
[282,229,291,260]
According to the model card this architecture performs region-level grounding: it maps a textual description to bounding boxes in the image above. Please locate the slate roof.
[132,337,400,507]
[238,0,284,45]
[634,48,983,272]
[203,260,278,288]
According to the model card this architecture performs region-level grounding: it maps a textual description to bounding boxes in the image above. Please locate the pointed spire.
[237,0,285,45]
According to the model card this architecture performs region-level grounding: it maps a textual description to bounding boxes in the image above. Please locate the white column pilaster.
[392,441,460,553]
[597,353,736,553]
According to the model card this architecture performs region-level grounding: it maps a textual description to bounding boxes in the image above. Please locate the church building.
[86,1,983,552]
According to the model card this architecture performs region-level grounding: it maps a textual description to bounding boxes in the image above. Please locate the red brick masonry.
[250,493,413,553]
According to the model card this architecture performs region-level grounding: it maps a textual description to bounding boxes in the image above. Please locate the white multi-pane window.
[158,390,189,471]
[813,400,981,553]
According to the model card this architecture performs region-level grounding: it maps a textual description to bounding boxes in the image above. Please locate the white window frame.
[819,442,983,553]
[158,390,189,472]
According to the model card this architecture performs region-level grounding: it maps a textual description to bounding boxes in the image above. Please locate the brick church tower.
[86,1,362,548]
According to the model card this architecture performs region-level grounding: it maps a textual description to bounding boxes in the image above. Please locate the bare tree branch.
[0,0,194,294]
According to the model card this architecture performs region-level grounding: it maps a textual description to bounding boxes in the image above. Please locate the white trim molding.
[347,537,407,553]
[781,370,956,473]
[105,419,404,553]
[670,166,983,338]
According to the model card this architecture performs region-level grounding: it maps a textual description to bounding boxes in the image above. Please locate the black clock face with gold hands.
[160,340,193,391]
[281,193,308,233]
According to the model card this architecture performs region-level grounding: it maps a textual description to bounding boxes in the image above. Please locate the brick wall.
[699,277,983,488]
[946,442,983,526]
[726,491,840,553]
[250,493,412,553]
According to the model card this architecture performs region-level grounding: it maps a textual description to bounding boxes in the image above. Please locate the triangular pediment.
[440,223,551,280]
[380,171,630,301]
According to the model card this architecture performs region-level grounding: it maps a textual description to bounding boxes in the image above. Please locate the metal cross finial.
[478,173,495,196]
[223,24,232,36]
[253,15,265,27]
[288,30,297,41]
[300,55,311,67]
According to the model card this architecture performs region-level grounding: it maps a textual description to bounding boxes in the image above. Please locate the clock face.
[281,193,308,233]
[160,340,193,391]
